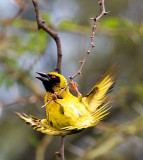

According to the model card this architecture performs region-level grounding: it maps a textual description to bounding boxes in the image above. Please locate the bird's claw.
[70,80,78,90]
[41,92,63,109]
[52,92,60,100]
[70,80,82,98]
[52,92,64,110]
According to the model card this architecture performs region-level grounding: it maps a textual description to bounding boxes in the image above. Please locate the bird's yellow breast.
[46,92,92,129]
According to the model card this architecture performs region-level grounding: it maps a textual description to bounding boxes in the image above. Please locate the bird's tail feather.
[15,112,71,136]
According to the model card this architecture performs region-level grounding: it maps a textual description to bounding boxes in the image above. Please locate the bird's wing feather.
[62,103,110,130]
[83,65,117,113]
[15,112,72,136]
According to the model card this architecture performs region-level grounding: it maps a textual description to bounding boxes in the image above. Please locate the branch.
[70,0,109,80]
[55,136,65,160]
[32,0,62,74]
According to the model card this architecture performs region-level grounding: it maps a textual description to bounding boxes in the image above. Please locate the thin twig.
[32,0,62,74]
[70,0,109,80]
[55,136,65,160]
[31,1,64,159]
[61,136,65,160]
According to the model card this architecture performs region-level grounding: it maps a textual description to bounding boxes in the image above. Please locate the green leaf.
[100,17,134,29]
[10,30,47,55]
[100,17,121,28]
[59,20,89,33]
[25,30,48,54]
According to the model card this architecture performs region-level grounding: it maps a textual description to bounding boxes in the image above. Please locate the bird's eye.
[51,75,56,78]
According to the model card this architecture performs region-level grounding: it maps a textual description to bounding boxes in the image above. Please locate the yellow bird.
[16,66,116,136]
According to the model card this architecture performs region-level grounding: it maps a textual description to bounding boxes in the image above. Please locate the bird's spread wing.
[15,112,73,136]
[62,103,110,130]
[83,65,117,113]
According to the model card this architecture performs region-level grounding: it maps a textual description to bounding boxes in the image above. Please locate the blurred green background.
[0,0,143,160]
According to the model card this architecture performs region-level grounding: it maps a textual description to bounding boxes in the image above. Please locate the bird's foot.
[41,92,64,110]
[52,92,64,111]
[70,80,82,99]
[52,92,60,100]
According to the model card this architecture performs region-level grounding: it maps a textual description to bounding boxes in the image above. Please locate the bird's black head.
[36,72,67,93]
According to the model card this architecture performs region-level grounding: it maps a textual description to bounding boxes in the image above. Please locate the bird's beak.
[36,72,50,82]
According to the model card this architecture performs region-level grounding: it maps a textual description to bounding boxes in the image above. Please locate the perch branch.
[31,1,64,160]
[70,0,109,80]
[32,0,62,74]
[55,136,65,160]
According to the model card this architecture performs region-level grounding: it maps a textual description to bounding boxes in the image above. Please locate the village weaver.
[16,66,116,136]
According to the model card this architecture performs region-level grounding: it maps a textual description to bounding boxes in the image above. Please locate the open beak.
[36,72,50,82]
